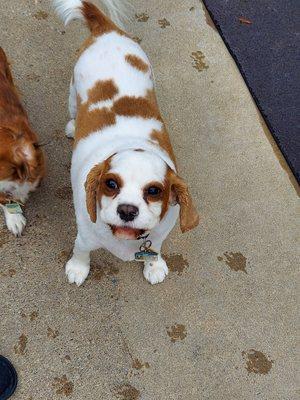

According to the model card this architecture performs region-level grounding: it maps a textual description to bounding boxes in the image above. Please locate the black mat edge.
[202,1,300,187]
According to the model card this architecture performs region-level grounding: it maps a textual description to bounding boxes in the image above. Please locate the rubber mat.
[203,0,300,183]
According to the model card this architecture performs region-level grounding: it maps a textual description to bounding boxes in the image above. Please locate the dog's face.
[0,128,44,183]
[85,150,199,239]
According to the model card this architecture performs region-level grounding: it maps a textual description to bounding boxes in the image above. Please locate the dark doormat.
[202,0,300,183]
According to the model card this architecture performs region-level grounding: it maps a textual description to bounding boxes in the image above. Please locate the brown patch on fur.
[0,47,45,187]
[113,96,161,120]
[88,79,119,103]
[125,54,149,73]
[151,128,176,166]
[82,1,124,36]
[74,80,118,143]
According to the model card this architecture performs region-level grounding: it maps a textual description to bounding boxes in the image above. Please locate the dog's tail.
[53,0,131,32]
[0,47,14,84]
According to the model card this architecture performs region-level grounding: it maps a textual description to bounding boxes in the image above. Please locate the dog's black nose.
[117,204,139,222]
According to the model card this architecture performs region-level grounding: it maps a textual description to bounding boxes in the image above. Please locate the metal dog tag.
[6,203,23,215]
[135,236,158,262]
[135,249,158,262]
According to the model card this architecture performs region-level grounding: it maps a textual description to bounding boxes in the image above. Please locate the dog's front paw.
[143,258,169,285]
[65,257,90,286]
[5,213,26,236]
[65,119,75,138]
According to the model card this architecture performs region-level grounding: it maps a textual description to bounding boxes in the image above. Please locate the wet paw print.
[242,349,273,374]
[116,384,140,400]
[131,36,142,44]
[47,327,59,339]
[163,253,189,276]
[52,375,74,397]
[167,324,187,343]
[135,13,149,22]
[191,51,209,71]
[158,18,170,29]
[33,10,48,20]
[0,268,16,278]
[21,310,39,321]
[217,252,247,273]
[90,262,119,282]
[14,334,28,355]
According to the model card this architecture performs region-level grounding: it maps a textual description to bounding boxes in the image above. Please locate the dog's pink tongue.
[113,226,141,240]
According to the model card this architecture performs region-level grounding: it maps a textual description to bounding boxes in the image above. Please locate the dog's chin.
[109,225,146,240]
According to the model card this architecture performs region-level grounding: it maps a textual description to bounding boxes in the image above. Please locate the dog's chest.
[0,179,38,202]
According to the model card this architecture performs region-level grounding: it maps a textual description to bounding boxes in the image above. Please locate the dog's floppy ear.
[168,170,200,233]
[12,136,37,181]
[85,161,107,223]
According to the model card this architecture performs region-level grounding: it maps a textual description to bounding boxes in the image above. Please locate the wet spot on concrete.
[26,72,41,82]
[91,262,119,282]
[158,18,170,28]
[132,36,142,44]
[189,6,195,12]
[218,252,247,273]
[30,311,39,321]
[65,355,71,361]
[14,333,28,355]
[55,186,73,201]
[163,253,189,276]
[167,324,187,343]
[135,13,149,22]
[33,10,48,20]
[53,375,74,397]
[132,358,150,370]
[8,269,16,277]
[116,384,140,400]
[47,327,59,339]
[191,51,209,71]
[242,349,273,374]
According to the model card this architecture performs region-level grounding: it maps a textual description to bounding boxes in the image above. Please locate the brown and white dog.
[0,47,45,236]
[54,0,199,285]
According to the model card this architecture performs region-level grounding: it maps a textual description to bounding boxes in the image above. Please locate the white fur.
[143,255,169,285]
[53,0,131,29]
[55,0,179,286]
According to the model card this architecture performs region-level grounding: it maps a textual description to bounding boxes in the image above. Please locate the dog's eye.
[106,179,118,190]
[147,186,162,196]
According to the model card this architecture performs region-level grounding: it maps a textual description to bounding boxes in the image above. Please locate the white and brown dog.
[0,47,45,236]
[54,0,199,285]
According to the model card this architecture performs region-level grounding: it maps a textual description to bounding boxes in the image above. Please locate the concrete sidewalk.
[0,1,298,399]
